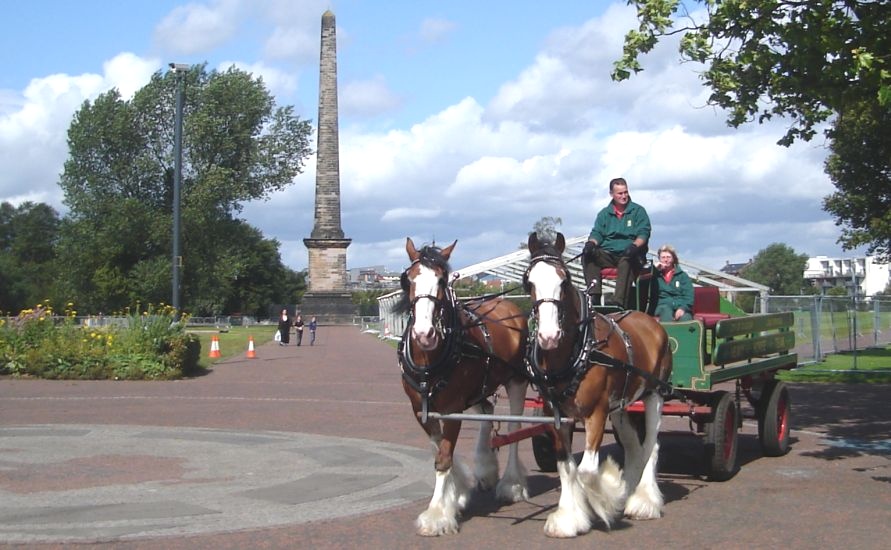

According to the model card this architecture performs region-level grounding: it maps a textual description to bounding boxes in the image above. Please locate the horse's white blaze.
[527,262,563,349]
[411,265,441,349]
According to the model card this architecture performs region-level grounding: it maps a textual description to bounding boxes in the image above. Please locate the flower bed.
[0,302,200,380]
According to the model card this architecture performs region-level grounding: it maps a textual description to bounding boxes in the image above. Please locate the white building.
[804,255,890,296]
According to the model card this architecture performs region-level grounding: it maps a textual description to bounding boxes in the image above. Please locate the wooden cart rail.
[668,312,798,391]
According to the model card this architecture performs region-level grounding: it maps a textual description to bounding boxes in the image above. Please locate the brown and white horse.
[524,232,673,538]
[398,237,529,536]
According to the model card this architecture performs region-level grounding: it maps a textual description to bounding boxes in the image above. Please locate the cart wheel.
[530,407,573,472]
[757,380,791,457]
[532,429,559,473]
[704,391,738,481]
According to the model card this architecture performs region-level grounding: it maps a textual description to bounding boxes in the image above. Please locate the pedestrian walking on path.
[309,316,318,345]
[294,315,305,346]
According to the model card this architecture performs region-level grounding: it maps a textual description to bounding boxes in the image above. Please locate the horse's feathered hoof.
[577,455,626,529]
[624,486,664,520]
[416,509,459,536]
[543,507,591,538]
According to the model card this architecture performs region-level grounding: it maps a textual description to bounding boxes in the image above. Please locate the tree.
[822,99,891,260]
[58,65,313,315]
[741,243,809,295]
[614,1,890,145]
[0,201,61,312]
[614,1,890,257]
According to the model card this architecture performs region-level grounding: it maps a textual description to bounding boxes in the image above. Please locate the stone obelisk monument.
[301,10,356,324]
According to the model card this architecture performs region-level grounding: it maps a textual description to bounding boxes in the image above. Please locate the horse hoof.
[416,510,459,536]
[543,509,590,538]
[624,494,663,520]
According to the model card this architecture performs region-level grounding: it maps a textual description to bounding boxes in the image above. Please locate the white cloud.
[381,207,441,222]
[217,60,299,98]
[341,76,402,117]
[263,25,318,62]
[0,53,157,211]
[153,0,241,55]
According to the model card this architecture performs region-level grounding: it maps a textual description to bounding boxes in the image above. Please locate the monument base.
[299,292,357,325]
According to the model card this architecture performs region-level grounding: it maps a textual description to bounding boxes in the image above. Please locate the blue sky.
[0,0,865,274]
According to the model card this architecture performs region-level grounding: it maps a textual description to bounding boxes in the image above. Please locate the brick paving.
[1,326,890,549]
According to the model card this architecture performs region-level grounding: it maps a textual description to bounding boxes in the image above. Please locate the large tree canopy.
[614,0,890,259]
[823,99,891,259]
[58,65,312,315]
[0,201,61,312]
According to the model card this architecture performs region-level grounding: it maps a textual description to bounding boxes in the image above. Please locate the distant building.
[721,260,751,277]
[804,255,890,296]
[348,265,401,289]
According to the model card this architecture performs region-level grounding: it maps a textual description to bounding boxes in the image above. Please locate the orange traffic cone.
[208,335,221,358]
[246,336,257,359]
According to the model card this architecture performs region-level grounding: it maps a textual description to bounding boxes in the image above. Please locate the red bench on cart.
[692,286,730,329]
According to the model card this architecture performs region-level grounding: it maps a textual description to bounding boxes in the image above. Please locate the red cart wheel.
[758,380,791,456]
[530,405,573,472]
[704,391,738,481]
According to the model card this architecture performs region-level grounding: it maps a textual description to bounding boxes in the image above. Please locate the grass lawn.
[780,345,891,383]
[187,325,279,370]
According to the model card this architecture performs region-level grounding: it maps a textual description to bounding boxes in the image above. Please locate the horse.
[397,237,530,536]
[523,232,673,538]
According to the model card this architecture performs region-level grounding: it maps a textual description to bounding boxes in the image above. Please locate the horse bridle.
[401,259,452,335]
[524,253,575,332]
[398,260,466,421]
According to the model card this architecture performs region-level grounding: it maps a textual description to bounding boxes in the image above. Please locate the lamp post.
[169,63,188,314]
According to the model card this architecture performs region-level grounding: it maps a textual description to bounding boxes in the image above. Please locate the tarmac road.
[1,326,889,549]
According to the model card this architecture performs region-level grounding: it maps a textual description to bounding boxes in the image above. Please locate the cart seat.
[600,267,653,280]
[693,286,730,329]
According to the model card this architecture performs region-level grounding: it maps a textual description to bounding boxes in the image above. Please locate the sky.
[0,0,865,276]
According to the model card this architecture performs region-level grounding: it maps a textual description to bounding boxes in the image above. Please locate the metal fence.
[758,296,891,363]
[1,315,260,330]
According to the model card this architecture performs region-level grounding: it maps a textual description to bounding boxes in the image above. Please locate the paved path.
[1,326,890,549]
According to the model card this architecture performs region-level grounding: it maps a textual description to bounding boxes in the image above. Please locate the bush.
[0,302,199,380]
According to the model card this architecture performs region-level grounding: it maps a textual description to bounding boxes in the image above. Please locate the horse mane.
[393,245,453,315]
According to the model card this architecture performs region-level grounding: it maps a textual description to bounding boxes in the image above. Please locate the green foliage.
[740,243,809,295]
[0,302,199,379]
[823,99,891,261]
[352,290,388,317]
[0,202,61,312]
[615,2,891,258]
[614,1,890,145]
[826,285,849,297]
[57,64,313,316]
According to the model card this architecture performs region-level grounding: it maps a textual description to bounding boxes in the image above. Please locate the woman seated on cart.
[654,244,694,322]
